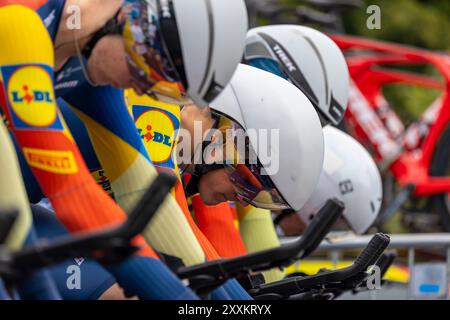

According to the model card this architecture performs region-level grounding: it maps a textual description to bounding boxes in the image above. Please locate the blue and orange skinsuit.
[30,88,252,299]
[1,1,251,299]
[0,115,62,300]
[16,92,252,300]
[72,88,252,299]
[0,1,198,299]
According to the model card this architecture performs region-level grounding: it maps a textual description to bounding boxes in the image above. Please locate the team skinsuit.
[1,1,250,299]
[0,1,199,300]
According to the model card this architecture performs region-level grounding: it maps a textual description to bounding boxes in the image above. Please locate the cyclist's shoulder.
[124,89,181,116]
[0,0,65,39]
[0,0,47,10]
[124,89,181,171]
[0,0,64,14]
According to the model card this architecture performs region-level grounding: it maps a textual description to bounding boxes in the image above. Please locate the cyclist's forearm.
[0,6,154,254]
[0,120,32,249]
[238,205,286,283]
[16,225,62,300]
[64,87,207,266]
[192,195,247,258]
[0,7,196,300]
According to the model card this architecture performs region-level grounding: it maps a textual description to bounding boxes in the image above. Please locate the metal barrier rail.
[281,233,450,299]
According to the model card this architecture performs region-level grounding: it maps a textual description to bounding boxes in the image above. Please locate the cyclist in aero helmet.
[1,1,248,105]
[113,0,249,106]
[183,64,324,211]
[0,0,248,299]
[244,25,350,126]
[278,126,383,235]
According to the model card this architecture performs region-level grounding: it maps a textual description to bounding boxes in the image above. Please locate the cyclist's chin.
[88,63,132,89]
[206,193,227,206]
[87,36,134,89]
[198,169,237,205]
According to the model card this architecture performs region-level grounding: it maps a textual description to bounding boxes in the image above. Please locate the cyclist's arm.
[0,120,32,249]
[237,204,286,283]
[0,5,197,300]
[61,88,251,299]
[65,88,252,299]
[192,195,247,258]
[62,85,208,267]
[1,108,60,300]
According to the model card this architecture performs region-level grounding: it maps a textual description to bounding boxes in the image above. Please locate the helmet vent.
[303,35,329,106]
[198,0,215,98]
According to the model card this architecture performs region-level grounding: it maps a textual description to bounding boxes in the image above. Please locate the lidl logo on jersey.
[23,147,78,174]
[92,169,115,199]
[1,64,63,131]
[11,85,53,104]
[132,105,180,169]
[141,124,173,147]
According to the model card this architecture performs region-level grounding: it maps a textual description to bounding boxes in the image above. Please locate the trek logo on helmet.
[272,44,296,73]
[258,33,319,108]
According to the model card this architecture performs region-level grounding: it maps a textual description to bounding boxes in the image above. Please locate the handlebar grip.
[354,233,390,268]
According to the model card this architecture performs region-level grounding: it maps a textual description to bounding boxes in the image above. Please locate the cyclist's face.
[278,213,307,236]
[87,35,146,94]
[198,168,248,206]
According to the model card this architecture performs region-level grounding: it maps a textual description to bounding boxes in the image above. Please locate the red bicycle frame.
[330,35,450,197]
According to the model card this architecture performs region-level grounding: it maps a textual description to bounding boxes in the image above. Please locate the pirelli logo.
[23,147,78,174]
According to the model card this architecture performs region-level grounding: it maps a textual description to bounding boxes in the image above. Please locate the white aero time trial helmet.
[119,0,248,107]
[244,25,349,125]
[209,64,324,211]
[298,126,383,234]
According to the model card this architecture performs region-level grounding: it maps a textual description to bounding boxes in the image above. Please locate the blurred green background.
[343,0,449,51]
[277,0,450,125]
[344,0,449,125]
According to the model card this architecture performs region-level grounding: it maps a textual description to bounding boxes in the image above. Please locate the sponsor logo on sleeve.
[23,147,78,174]
[1,64,63,131]
[132,105,179,169]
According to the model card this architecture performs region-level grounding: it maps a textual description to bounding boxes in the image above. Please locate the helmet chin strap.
[184,138,227,197]
[72,9,123,87]
[183,111,227,196]
[73,30,98,87]
[81,10,123,60]
[273,209,296,226]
